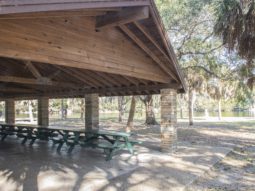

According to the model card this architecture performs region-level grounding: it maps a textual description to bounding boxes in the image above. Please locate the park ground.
[0,117,254,191]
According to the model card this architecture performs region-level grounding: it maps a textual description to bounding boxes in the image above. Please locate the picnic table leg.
[29,137,37,145]
[68,145,75,153]
[124,137,134,154]
[67,132,80,154]
[56,131,69,152]
[1,134,7,141]
[21,137,28,144]
[57,142,64,152]
[105,136,120,161]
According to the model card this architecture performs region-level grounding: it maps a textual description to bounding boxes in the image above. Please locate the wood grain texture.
[0,17,169,83]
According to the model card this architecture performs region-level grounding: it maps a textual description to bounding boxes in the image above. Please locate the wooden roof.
[0,0,186,99]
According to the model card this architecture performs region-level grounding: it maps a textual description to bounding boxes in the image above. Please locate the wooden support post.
[5,99,15,124]
[85,94,99,130]
[38,98,49,126]
[160,89,177,152]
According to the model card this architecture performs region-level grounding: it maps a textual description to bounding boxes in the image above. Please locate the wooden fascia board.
[148,0,187,92]
[0,0,151,15]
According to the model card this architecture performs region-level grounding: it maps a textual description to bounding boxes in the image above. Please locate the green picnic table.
[0,123,141,160]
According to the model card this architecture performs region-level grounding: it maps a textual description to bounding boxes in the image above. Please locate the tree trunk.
[118,96,125,122]
[178,95,184,119]
[204,108,209,119]
[80,99,85,120]
[218,98,222,120]
[28,100,34,123]
[180,106,184,119]
[141,95,157,125]
[188,89,195,126]
[61,99,65,120]
[126,96,136,132]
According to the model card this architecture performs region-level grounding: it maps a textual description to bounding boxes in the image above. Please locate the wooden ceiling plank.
[0,18,169,83]
[119,24,178,82]
[96,6,149,30]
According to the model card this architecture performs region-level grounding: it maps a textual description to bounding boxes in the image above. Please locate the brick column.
[5,99,15,124]
[38,98,49,126]
[160,89,177,152]
[85,94,99,130]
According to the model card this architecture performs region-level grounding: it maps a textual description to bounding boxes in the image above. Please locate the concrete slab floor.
[0,137,232,191]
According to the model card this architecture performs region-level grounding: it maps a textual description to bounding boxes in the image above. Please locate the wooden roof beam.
[25,61,42,78]
[25,61,64,85]
[119,24,178,82]
[0,87,35,93]
[0,75,79,88]
[41,82,182,98]
[96,6,149,30]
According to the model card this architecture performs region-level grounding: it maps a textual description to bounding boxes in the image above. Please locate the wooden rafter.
[96,7,149,29]
[94,72,119,86]
[134,21,180,74]
[54,66,94,87]
[119,24,178,82]
[25,61,42,78]
[134,21,168,59]
[48,70,61,80]
[83,71,110,87]
[69,69,102,87]
[122,76,139,86]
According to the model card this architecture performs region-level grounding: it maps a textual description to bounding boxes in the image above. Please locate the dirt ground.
[1,118,254,191]
[187,145,255,191]
[177,120,255,191]
[101,119,255,191]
